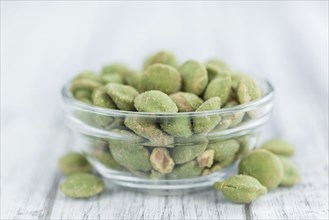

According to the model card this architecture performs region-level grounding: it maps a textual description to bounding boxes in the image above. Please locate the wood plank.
[50,178,247,220]
[1,117,70,219]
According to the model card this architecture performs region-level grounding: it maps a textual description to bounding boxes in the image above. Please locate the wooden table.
[2,1,328,219]
[4,100,328,219]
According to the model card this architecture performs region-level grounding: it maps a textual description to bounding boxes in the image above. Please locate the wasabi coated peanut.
[167,160,202,179]
[260,138,295,156]
[201,162,223,176]
[74,90,93,104]
[212,101,245,131]
[71,78,102,94]
[223,100,245,127]
[172,142,208,164]
[175,134,208,146]
[128,169,150,179]
[237,75,262,104]
[60,173,105,198]
[197,149,215,168]
[93,114,114,127]
[214,101,244,131]
[180,60,208,96]
[125,71,142,92]
[239,149,284,190]
[213,175,267,204]
[78,98,93,104]
[102,63,130,75]
[236,135,253,158]
[150,170,167,179]
[102,63,132,80]
[193,97,222,134]
[207,139,240,166]
[110,143,152,172]
[106,83,139,111]
[150,148,175,174]
[71,72,101,94]
[278,156,301,186]
[203,72,232,106]
[143,50,177,69]
[100,72,125,84]
[201,168,212,176]
[212,117,231,132]
[109,129,152,172]
[134,90,178,113]
[124,117,174,146]
[227,88,238,103]
[90,138,125,170]
[205,59,230,81]
[102,63,140,86]
[74,71,101,83]
[74,110,96,126]
[92,87,117,109]
[59,152,92,175]
[95,150,125,171]
[206,59,230,70]
[141,64,181,94]
[170,92,203,112]
[111,128,145,148]
[160,116,193,138]
[231,73,246,91]
[74,89,92,100]
[94,116,123,130]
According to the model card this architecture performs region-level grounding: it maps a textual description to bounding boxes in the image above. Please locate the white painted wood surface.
[1,1,328,219]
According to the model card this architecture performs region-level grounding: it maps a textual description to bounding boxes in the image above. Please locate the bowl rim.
[61,77,274,117]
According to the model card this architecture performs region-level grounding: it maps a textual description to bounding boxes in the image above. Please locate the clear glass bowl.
[61,77,274,193]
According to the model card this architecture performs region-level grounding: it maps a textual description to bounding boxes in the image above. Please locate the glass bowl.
[61,77,274,193]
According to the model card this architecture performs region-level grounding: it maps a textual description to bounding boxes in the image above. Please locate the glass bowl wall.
[61,78,274,191]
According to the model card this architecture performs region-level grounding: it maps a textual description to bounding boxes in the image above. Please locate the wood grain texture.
[2,116,328,220]
[1,1,328,219]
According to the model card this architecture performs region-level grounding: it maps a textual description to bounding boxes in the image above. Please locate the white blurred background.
[2,1,328,123]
